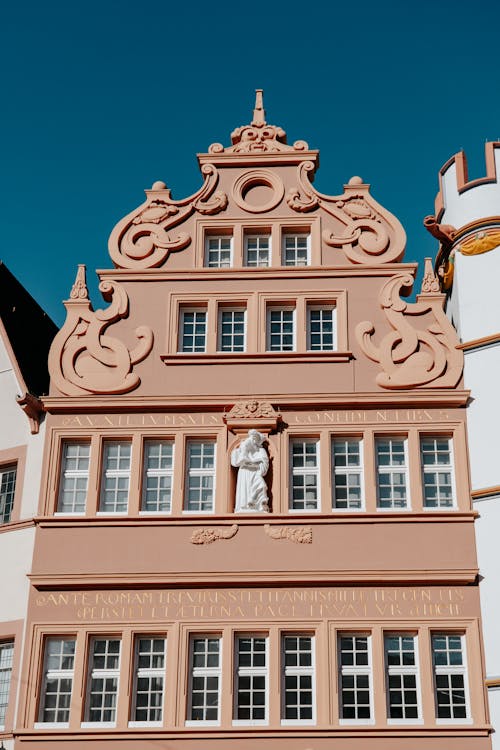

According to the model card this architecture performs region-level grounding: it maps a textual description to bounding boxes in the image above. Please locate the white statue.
[231,429,269,512]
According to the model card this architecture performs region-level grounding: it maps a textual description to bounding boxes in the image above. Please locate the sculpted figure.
[231,430,269,512]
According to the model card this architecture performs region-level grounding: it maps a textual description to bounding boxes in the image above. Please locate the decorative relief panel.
[224,400,281,433]
[264,525,313,544]
[48,266,153,396]
[191,525,239,545]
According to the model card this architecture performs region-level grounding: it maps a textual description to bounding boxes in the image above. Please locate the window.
[307,306,336,351]
[332,438,363,510]
[290,440,320,511]
[282,234,309,266]
[0,641,13,729]
[234,636,268,724]
[282,635,315,723]
[38,638,76,725]
[432,634,468,720]
[267,308,295,351]
[180,309,207,353]
[188,636,221,723]
[384,635,419,721]
[205,236,232,268]
[142,441,174,513]
[99,442,131,513]
[376,437,409,509]
[338,634,372,722]
[421,437,454,508]
[218,309,246,352]
[85,638,121,724]
[184,441,216,512]
[0,465,16,524]
[57,443,90,514]
[245,235,270,267]
[131,637,166,725]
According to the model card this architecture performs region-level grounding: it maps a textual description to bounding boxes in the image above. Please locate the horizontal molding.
[458,332,500,351]
[161,352,353,365]
[0,518,35,535]
[486,677,500,688]
[471,486,500,500]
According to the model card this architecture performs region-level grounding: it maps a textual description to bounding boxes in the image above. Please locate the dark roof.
[0,262,58,396]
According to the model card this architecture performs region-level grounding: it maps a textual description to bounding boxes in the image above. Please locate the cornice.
[458,331,500,352]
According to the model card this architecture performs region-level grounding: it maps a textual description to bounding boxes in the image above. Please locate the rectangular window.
[376,437,409,509]
[218,309,246,352]
[290,440,320,511]
[99,442,131,513]
[57,442,90,514]
[85,638,121,724]
[188,636,221,723]
[0,641,14,729]
[185,441,216,512]
[338,634,372,722]
[0,465,17,524]
[307,307,336,351]
[245,235,270,267]
[421,437,454,508]
[180,310,207,353]
[234,636,268,724]
[432,634,468,720]
[205,236,232,268]
[131,637,166,725]
[38,638,76,725]
[384,635,419,721]
[332,438,363,510]
[142,441,174,513]
[282,234,309,266]
[282,635,315,723]
[267,308,295,351]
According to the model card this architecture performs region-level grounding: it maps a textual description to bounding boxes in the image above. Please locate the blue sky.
[1,0,499,325]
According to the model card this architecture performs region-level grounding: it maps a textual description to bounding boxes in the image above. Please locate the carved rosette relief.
[48,266,153,396]
[108,164,228,269]
[190,525,239,545]
[355,273,463,389]
[264,525,313,544]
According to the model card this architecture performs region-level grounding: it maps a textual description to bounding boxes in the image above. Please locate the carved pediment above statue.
[224,400,281,433]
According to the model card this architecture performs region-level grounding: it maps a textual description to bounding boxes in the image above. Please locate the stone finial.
[69,264,89,300]
[420,257,441,294]
[252,89,266,126]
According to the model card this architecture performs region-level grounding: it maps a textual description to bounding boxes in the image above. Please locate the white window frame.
[186,635,222,726]
[205,235,233,268]
[338,633,374,725]
[281,634,316,726]
[129,636,166,727]
[35,637,76,728]
[82,638,121,728]
[420,436,456,510]
[233,634,269,726]
[266,306,296,352]
[384,634,423,725]
[375,436,410,510]
[98,442,131,514]
[184,440,216,514]
[218,308,246,353]
[179,308,207,353]
[56,442,90,515]
[244,234,271,267]
[282,233,310,266]
[307,305,337,351]
[332,437,364,511]
[0,464,17,525]
[141,441,174,514]
[432,633,471,724]
[0,640,14,730]
[289,439,321,512]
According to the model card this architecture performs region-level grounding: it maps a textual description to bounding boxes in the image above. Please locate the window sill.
[232,720,269,727]
[80,722,117,729]
[34,722,69,730]
[162,352,353,366]
[128,721,163,728]
[185,720,220,727]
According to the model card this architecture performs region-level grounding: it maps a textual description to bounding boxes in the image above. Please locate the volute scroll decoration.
[355,273,463,389]
[48,266,154,396]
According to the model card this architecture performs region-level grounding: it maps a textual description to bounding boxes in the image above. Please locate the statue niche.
[231,430,270,513]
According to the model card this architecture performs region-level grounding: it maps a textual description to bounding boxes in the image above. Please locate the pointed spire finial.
[70,264,89,300]
[252,89,266,127]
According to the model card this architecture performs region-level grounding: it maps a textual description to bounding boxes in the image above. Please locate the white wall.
[450,249,500,342]
[465,346,500,490]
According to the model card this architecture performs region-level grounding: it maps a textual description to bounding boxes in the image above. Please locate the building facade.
[7,94,493,749]
[426,142,500,748]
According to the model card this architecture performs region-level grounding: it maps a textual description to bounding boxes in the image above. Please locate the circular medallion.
[232,170,285,213]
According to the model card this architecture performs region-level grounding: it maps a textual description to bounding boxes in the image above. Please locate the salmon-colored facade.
[14,93,492,748]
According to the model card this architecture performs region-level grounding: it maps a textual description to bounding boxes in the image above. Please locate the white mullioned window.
[205,236,232,268]
[267,307,295,351]
[57,442,90,514]
[421,436,455,508]
[99,442,131,513]
[234,635,268,724]
[218,309,246,352]
[307,306,336,351]
[187,636,221,724]
[130,636,166,725]
[245,235,270,267]
[142,441,174,513]
[180,309,207,353]
[282,634,315,724]
[384,635,420,721]
[0,641,14,729]
[290,439,320,511]
[432,634,469,721]
[184,441,216,512]
[338,634,372,722]
[38,638,76,726]
[332,438,363,510]
[376,437,409,509]
[0,465,17,524]
[282,233,310,266]
[84,638,121,725]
